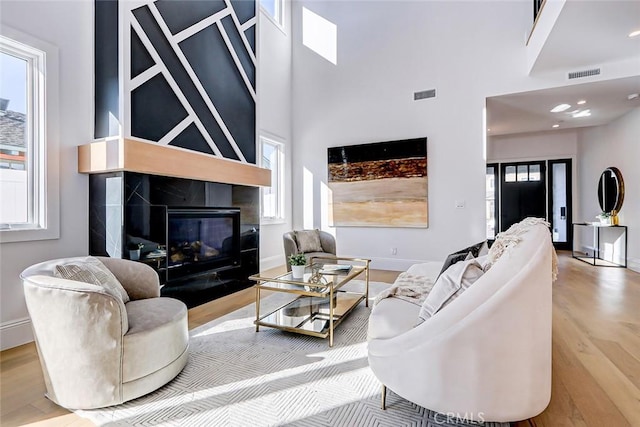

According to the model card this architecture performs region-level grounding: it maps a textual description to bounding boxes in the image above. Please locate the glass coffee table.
[249,257,370,347]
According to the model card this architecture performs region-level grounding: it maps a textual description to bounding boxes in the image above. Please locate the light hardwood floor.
[1,254,639,426]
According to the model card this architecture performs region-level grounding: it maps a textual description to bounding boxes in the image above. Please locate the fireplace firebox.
[167,208,241,282]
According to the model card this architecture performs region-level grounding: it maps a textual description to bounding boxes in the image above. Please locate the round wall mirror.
[597,167,624,213]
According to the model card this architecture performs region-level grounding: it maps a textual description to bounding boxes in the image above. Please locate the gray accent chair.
[283,230,337,271]
[21,256,189,409]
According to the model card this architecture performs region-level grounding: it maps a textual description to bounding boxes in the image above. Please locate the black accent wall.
[95,0,257,163]
[92,1,260,306]
[90,172,260,308]
[94,0,119,139]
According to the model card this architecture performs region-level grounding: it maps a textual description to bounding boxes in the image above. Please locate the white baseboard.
[628,258,640,274]
[1,317,33,351]
[260,255,284,272]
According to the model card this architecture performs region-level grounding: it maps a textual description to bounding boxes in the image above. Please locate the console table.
[572,223,627,268]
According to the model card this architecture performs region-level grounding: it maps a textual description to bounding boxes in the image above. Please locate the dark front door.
[500,161,546,232]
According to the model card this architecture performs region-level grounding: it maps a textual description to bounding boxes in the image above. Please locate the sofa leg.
[381,384,387,410]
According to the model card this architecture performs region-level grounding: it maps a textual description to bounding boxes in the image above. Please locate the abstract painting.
[327,138,428,227]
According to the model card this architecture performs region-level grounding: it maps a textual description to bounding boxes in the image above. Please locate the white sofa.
[367,223,552,422]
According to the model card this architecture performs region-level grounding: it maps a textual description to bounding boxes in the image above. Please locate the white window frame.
[260,136,285,224]
[259,0,285,31]
[0,27,59,243]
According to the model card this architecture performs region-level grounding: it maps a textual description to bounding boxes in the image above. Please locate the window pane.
[260,0,276,17]
[486,166,495,197]
[261,139,282,220]
[529,164,541,181]
[505,166,516,182]
[486,166,496,239]
[0,51,29,224]
[262,143,275,169]
[551,163,568,243]
[517,165,528,181]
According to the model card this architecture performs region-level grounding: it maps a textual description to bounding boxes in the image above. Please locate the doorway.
[488,159,573,249]
[500,161,546,232]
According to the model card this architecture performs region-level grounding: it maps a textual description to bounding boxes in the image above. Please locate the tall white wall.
[290,0,597,270]
[0,0,93,350]
[577,108,640,272]
[258,3,293,270]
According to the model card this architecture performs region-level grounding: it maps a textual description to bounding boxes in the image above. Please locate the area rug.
[77,281,508,427]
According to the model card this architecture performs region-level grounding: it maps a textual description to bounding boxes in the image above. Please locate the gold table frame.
[249,256,371,347]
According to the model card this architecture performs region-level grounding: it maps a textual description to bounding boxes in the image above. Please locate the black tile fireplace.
[89,172,260,308]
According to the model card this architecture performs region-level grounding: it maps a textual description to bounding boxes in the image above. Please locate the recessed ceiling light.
[487,128,491,132]
[551,103,571,113]
[552,124,560,128]
[628,93,639,100]
[577,100,586,105]
[573,109,591,118]
[629,30,640,38]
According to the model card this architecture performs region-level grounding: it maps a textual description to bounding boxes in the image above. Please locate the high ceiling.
[487,76,640,136]
[488,0,640,137]
[531,0,640,73]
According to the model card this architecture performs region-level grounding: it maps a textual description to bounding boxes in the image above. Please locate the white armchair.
[21,256,189,409]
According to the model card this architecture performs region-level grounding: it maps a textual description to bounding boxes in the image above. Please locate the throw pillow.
[438,251,474,278]
[295,229,323,253]
[417,257,484,324]
[54,257,130,303]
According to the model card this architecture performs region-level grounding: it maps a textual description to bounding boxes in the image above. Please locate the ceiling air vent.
[568,68,601,80]
[414,89,436,101]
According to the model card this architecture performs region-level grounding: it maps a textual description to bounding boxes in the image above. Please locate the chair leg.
[381,384,387,410]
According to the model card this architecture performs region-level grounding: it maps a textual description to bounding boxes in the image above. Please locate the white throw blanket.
[488,217,559,281]
[373,272,435,306]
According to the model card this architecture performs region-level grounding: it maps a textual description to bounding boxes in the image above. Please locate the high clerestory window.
[260,0,285,29]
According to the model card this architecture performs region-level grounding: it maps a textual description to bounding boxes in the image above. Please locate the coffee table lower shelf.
[255,291,364,341]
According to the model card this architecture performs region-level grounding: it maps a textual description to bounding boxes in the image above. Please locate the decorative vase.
[611,212,619,225]
[129,249,140,260]
[291,265,305,279]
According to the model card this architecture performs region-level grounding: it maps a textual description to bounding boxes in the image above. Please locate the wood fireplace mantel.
[78,138,271,187]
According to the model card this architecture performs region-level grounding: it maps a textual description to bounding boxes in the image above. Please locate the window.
[505,163,542,183]
[0,28,58,243]
[505,165,516,182]
[529,164,541,181]
[517,164,528,182]
[260,137,284,222]
[0,35,45,231]
[260,0,285,28]
[486,164,498,240]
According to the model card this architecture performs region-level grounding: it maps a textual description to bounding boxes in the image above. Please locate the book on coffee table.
[319,264,352,274]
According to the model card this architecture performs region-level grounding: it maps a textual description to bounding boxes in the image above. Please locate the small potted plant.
[128,242,144,260]
[289,253,307,278]
[596,211,612,225]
